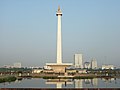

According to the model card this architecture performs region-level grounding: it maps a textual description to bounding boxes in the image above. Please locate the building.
[102,65,114,70]
[66,68,76,74]
[84,62,91,69]
[77,69,87,74]
[13,63,21,68]
[3,65,12,68]
[91,59,97,69]
[46,6,72,73]
[32,68,43,74]
[43,69,54,74]
[43,66,52,70]
[74,54,83,68]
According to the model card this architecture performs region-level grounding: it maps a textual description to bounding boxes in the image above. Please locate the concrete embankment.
[0,88,120,90]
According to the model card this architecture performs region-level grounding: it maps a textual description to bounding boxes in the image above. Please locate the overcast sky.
[0,0,120,67]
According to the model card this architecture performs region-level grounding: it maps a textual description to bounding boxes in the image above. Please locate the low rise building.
[43,65,52,70]
[13,63,21,68]
[66,69,76,74]
[78,69,87,74]
[43,69,54,74]
[32,68,43,74]
[102,65,114,70]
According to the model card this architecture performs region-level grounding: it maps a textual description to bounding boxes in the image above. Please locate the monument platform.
[46,63,72,73]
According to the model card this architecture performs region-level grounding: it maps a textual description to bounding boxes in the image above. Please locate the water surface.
[0,78,120,88]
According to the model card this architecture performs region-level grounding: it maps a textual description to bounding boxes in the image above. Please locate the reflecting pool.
[0,78,120,88]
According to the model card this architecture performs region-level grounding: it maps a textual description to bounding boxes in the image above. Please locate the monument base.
[46,63,72,73]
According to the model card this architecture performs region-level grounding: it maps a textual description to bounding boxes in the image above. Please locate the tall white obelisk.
[56,6,62,64]
[46,6,72,73]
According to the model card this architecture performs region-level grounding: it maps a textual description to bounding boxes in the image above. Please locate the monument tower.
[56,6,62,64]
[46,6,72,73]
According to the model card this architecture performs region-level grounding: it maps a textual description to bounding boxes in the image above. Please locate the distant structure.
[3,65,12,68]
[102,64,114,70]
[74,54,83,68]
[32,68,43,74]
[46,6,72,73]
[84,62,91,69]
[13,63,21,68]
[91,59,97,69]
[43,66,52,70]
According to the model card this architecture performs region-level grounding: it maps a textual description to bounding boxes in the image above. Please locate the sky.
[0,0,120,67]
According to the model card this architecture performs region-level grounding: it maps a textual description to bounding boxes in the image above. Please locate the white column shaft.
[57,15,62,64]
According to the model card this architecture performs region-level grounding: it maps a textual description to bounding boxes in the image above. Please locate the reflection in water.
[92,78,98,87]
[84,79,91,84]
[0,78,119,88]
[46,78,99,88]
[46,79,73,88]
[101,78,117,88]
[46,78,111,88]
[15,78,23,83]
[74,79,83,88]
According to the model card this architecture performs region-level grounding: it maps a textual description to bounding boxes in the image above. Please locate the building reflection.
[46,79,73,88]
[102,77,115,83]
[91,78,98,87]
[74,78,98,88]
[74,79,83,88]
[84,79,91,84]
[46,78,99,88]
[45,78,119,88]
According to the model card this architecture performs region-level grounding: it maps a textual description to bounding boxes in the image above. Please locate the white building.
[13,63,21,68]
[91,59,97,69]
[84,62,91,69]
[32,69,43,74]
[102,65,114,70]
[74,54,83,68]
[43,65,52,70]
